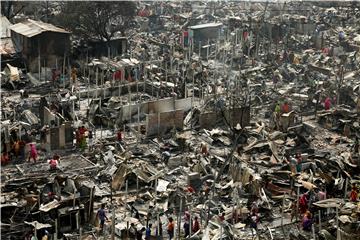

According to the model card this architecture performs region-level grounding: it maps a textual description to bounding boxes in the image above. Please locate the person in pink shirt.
[28,143,38,163]
[324,97,331,110]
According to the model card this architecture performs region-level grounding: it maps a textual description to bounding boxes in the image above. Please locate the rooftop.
[189,22,223,30]
[9,19,70,38]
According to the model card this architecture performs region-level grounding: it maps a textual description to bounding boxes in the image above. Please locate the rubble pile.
[1,1,360,240]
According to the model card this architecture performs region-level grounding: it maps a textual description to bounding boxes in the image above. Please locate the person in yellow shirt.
[293,55,300,64]
[71,67,77,85]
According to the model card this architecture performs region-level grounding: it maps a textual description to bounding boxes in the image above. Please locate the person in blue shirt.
[145,224,152,240]
[96,204,108,232]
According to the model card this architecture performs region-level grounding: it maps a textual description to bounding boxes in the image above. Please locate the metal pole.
[38,38,41,82]
[178,197,183,239]
[96,68,99,99]
[55,218,58,240]
[296,187,300,222]
[136,176,139,192]
[318,210,322,232]
[281,193,285,228]
[344,178,348,199]
[189,201,192,237]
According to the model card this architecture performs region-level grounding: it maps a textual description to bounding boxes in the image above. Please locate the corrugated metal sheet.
[189,22,223,30]
[9,19,70,38]
[1,16,12,38]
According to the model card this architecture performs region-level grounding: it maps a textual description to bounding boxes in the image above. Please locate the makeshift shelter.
[9,19,70,72]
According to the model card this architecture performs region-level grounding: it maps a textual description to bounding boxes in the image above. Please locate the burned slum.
[1,1,360,240]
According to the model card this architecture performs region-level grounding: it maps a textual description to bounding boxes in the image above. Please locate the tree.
[1,1,27,20]
[56,1,137,42]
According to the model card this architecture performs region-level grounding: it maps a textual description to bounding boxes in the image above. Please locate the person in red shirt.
[299,193,309,214]
[324,97,331,110]
[282,101,290,113]
[117,130,123,142]
[48,154,60,170]
[219,212,225,222]
[350,183,358,202]
[1,152,10,165]
[185,185,195,193]
[167,217,175,240]
[192,216,200,233]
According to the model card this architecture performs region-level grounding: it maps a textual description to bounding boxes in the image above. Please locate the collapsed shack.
[1,154,99,239]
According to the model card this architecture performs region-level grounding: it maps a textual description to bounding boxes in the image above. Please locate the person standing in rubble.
[281,101,290,113]
[28,143,38,163]
[192,216,200,234]
[161,150,171,165]
[295,152,302,173]
[250,211,259,236]
[350,183,358,202]
[283,50,289,63]
[167,217,175,240]
[183,212,190,238]
[145,223,152,240]
[71,67,77,86]
[299,193,309,214]
[302,211,313,231]
[1,151,10,165]
[219,212,225,222]
[79,126,87,151]
[324,96,331,110]
[13,140,21,159]
[129,223,137,238]
[96,204,108,232]
[200,142,208,156]
[48,154,60,171]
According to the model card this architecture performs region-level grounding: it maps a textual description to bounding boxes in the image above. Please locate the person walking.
[96,204,108,233]
[167,217,175,240]
[28,143,38,163]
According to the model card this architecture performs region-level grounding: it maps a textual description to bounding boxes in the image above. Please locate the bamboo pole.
[111,206,115,240]
[344,178,348,199]
[178,197,183,239]
[95,68,99,99]
[318,210,322,232]
[38,38,41,82]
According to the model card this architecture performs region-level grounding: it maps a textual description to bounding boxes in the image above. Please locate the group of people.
[1,139,38,165]
[96,203,202,239]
